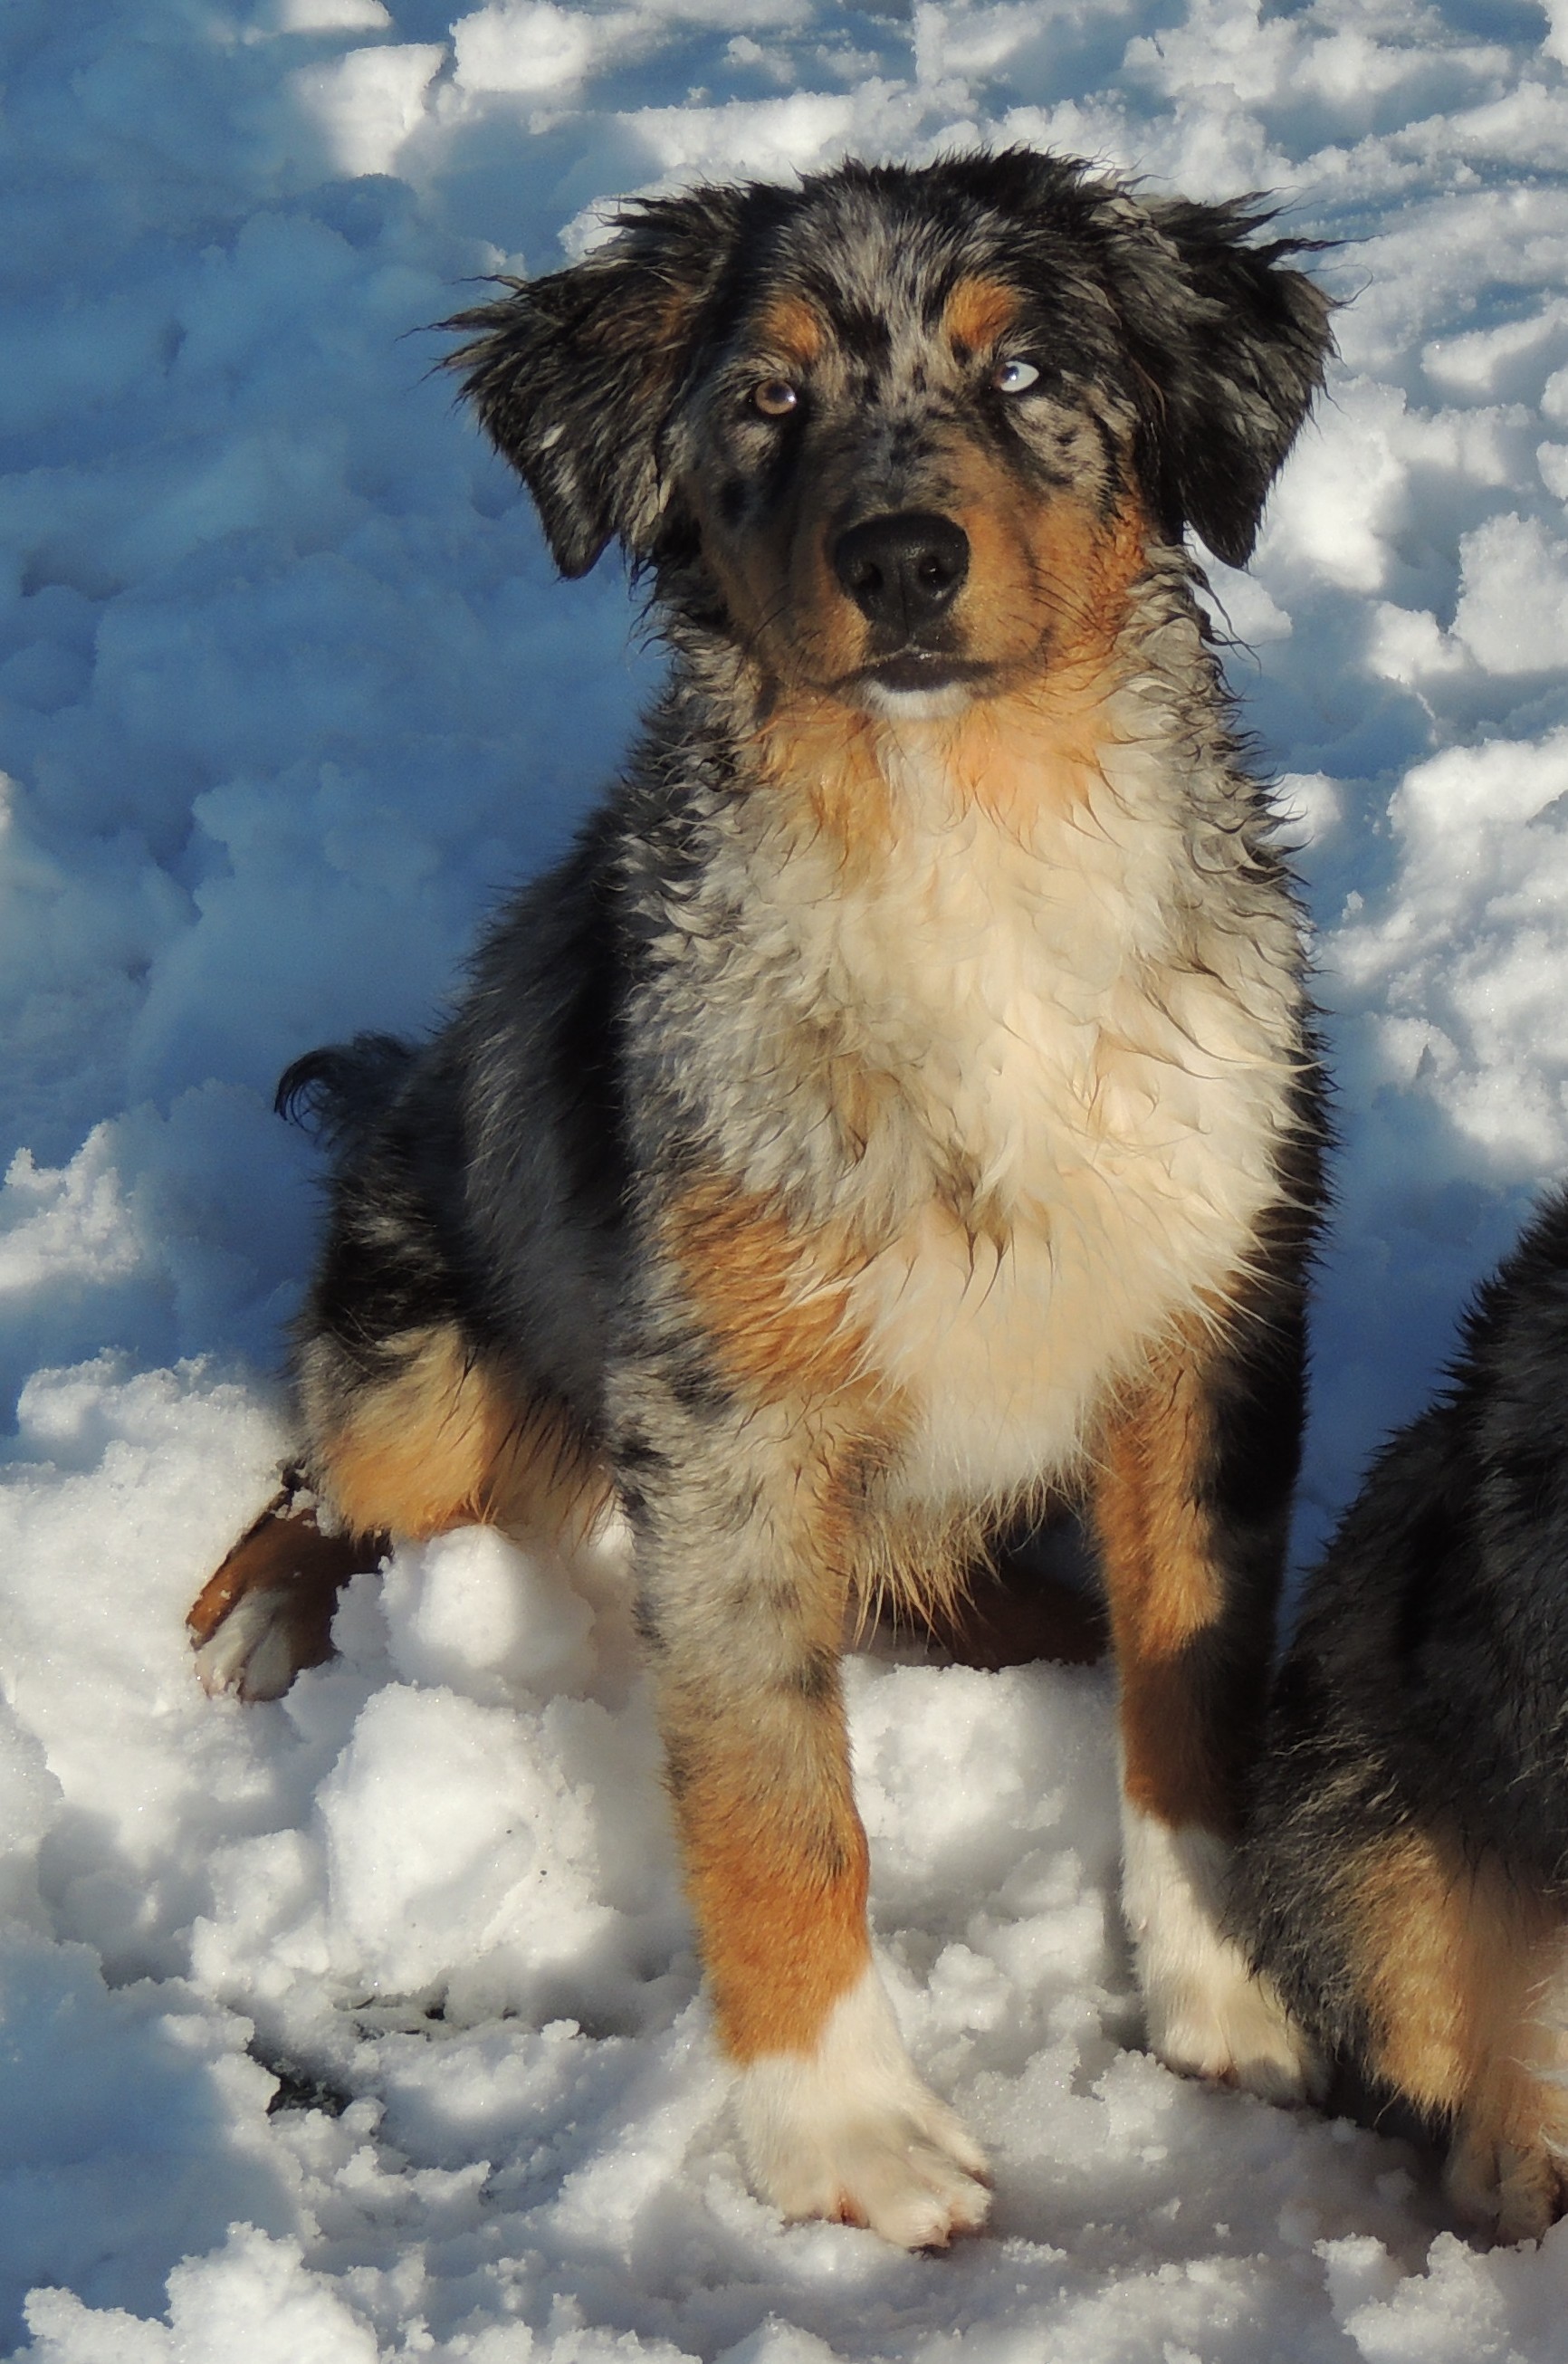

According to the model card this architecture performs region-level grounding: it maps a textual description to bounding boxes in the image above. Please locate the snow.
[5,0,1568,2354]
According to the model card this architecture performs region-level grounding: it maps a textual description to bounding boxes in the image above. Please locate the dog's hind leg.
[192,1326,607,1699]
[1340,1828,1568,2244]
[1093,1313,1322,2105]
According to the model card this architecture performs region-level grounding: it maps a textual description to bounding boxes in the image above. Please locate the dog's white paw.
[1150,1940,1320,2106]
[193,1588,301,1701]
[1122,1807,1324,2106]
[731,1964,990,2247]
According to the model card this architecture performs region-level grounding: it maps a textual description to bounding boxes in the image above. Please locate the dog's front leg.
[1093,1324,1322,2105]
[623,1387,990,2246]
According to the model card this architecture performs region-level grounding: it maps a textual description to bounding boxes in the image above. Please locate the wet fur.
[197,150,1334,2242]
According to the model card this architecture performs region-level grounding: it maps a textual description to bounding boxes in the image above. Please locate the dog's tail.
[275,1033,416,1163]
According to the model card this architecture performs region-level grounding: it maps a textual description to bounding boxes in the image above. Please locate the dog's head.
[447,153,1332,716]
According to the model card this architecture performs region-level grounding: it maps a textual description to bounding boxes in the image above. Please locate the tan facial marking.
[1020,487,1151,668]
[943,275,1022,354]
[747,480,1151,853]
[754,292,827,368]
[936,425,1151,681]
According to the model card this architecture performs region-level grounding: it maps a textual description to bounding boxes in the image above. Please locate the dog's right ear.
[444,188,751,579]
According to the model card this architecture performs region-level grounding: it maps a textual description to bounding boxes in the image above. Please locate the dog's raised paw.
[193,1586,304,1701]
[188,1486,382,1701]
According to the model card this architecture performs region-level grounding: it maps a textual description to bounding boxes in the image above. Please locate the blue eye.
[991,359,1040,395]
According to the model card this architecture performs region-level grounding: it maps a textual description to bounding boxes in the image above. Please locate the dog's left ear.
[1094,194,1335,568]
[444,187,752,578]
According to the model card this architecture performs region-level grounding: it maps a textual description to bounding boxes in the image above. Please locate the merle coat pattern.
[1239,1188,1568,2244]
[189,151,1333,2245]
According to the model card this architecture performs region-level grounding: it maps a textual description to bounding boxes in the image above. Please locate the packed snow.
[5,0,1568,2355]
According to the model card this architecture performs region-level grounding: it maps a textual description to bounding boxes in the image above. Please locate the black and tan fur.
[1238,1189,1568,2244]
[190,151,1333,2244]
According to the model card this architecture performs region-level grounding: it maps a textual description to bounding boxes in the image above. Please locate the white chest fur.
[783,711,1300,1507]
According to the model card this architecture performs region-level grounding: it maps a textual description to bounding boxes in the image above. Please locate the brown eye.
[752,378,799,417]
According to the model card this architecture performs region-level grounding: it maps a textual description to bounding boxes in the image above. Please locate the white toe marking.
[731,1962,990,2248]
[193,1589,297,1702]
[1121,1804,1322,2105]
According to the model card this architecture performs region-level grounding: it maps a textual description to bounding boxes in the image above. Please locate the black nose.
[831,511,970,635]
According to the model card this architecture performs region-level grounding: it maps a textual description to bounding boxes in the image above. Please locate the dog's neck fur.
[631,545,1303,1267]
